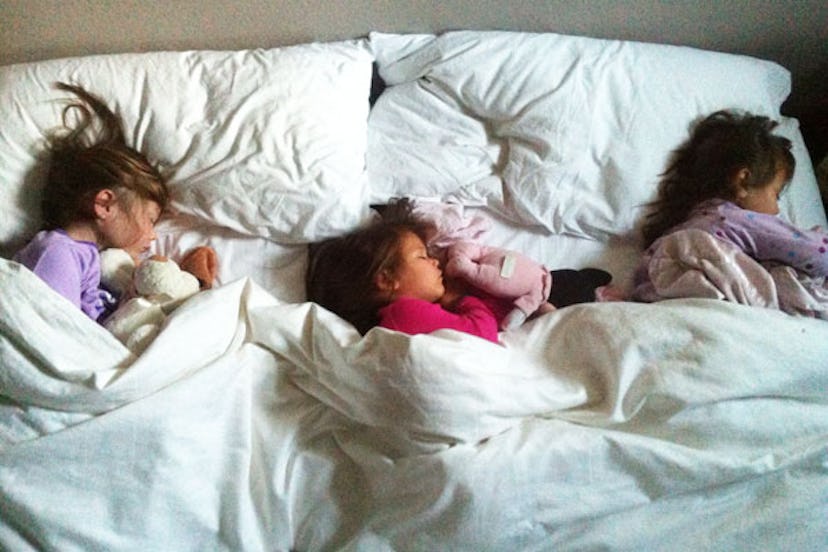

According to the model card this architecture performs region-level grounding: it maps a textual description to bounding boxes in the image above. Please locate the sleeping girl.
[305,199,612,342]
[13,82,169,321]
[633,109,828,309]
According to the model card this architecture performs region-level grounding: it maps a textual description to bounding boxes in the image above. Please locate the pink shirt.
[378,295,502,343]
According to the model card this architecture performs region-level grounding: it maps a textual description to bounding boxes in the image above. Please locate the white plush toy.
[100,248,207,354]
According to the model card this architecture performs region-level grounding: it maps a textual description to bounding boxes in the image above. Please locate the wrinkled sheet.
[2,257,827,550]
[368,31,827,239]
[0,42,373,257]
[638,228,828,319]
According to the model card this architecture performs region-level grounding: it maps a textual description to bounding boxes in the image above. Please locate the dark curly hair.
[305,198,432,334]
[641,109,795,247]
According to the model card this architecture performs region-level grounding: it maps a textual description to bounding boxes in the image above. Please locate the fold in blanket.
[3,255,828,550]
[635,229,828,319]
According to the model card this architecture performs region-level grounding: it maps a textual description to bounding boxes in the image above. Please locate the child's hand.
[122,243,149,264]
[440,277,468,309]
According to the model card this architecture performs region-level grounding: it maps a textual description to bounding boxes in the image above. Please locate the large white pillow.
[0,40,374,257]
[368,31,821,240]
[367,83,503,204]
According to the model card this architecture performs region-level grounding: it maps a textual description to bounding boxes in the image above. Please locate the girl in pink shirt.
[306,200,506,342]
[373,229,504,343]
[306,200,611,343]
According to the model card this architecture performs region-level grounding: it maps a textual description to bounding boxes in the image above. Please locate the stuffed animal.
[444,241,555,329]
[100,246,218,354]
[409,199,616,325]
[408,198,555,329]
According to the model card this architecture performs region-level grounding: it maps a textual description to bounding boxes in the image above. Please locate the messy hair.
[305,198,432,334]
[41,82,169,230]
[641,109,795,248]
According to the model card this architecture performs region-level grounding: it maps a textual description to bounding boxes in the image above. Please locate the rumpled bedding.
[2,30,828,551]
[637,228,828,318]
[2,257,827,550]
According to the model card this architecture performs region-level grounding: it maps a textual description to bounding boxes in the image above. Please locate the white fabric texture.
[368,31,826,239]
[2,257,827,550]
[0,40,374,257]
[2,31,828,551]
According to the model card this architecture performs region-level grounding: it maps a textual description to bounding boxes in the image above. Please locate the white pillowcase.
[368,83,502,204]
[368,31,821,240]
[0,40,374,257]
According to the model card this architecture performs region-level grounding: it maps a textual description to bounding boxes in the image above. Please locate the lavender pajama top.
[14,229,116,321]
[635,199,828,289]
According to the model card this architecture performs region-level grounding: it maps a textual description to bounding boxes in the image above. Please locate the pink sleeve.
[378,296,500,343]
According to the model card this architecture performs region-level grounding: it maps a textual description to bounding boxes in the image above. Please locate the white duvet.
[2,29,828,551]
[2,257,826,550]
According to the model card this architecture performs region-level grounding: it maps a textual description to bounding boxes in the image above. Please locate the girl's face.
[99,195,161,257]
[381,231,445,303]
[736,170,787,215]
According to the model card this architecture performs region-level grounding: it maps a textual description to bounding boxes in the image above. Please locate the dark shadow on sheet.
[1,156,47,259]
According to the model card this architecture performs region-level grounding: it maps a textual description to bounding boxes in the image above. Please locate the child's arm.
[721,208,828,276]
[439,276,470,310]
[29,246,85,309]
[378,296,500,343]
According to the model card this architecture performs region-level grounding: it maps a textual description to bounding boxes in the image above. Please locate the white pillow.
[367,83,502,204]
[0,40,374,257]
[368,31,810,240]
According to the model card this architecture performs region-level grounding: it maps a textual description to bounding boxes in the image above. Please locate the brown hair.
[641,109,795,248]
[40,82,169,230]
[305,198,432,334]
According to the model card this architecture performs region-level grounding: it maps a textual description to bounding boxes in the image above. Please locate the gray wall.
[1,1,826,107]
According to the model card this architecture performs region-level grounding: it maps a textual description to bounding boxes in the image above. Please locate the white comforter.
[1,257,827,550]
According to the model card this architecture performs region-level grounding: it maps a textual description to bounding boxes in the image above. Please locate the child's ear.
[731,168,751,199]
[374,269,399,293]
[93,189,118,219]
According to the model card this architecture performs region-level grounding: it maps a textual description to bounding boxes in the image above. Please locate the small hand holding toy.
[100,246,218,353]
[444,241,554,330]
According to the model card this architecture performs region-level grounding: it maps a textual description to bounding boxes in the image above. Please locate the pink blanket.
[635,229,828,319]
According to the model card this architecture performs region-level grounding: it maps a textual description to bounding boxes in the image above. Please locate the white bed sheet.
[2,30,828,551]
[2,258,827,550]
[151,216,309,303]
[148,207,642,305]
[368,31,827,238]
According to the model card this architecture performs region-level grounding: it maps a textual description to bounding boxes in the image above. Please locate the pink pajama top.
[378,295,508,343]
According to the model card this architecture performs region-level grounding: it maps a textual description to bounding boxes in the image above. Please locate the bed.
[1,30,827,551]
